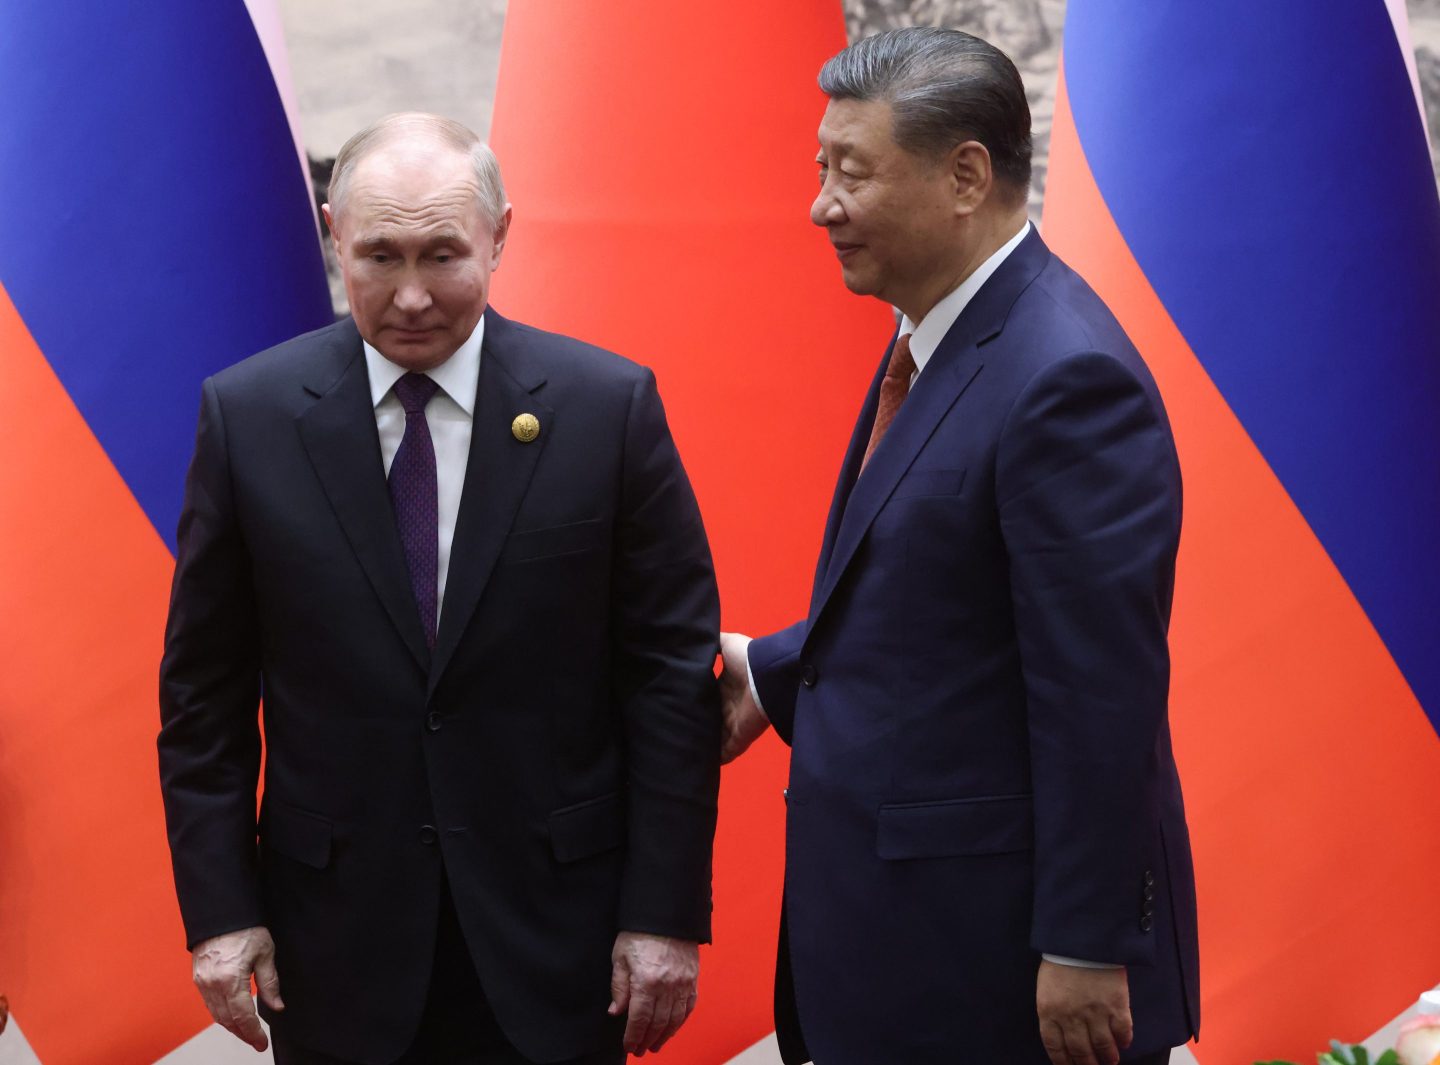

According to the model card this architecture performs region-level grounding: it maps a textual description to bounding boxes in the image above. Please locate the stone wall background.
[845,0,1440,215]
[275,0,1440,312]
[842,0,1065,219]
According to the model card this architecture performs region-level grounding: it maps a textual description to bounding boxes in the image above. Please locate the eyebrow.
[818,135,860,156]
[356,229,467,251]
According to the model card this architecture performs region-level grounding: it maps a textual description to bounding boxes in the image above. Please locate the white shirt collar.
[363,314,485,415]
[901,221,1032,375]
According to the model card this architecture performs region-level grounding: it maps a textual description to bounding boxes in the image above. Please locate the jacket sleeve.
[157,377,265,948]
[747,621,807,745]
[610,369,722,943]
[996,351,1182,966]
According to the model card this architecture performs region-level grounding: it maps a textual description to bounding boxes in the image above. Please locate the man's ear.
[321,203,339,248]
[490,204,514,266]
[948,141,994,216]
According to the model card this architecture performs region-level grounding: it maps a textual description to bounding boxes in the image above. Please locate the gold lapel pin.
[511,413,541,443]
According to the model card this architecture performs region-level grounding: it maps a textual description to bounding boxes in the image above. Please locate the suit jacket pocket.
[261,800,333,870]
[548,790,626,863]
[890,466,967,500]
[500,518,604,564]
[877,793,1032,860]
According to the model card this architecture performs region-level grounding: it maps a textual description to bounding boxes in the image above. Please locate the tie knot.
[393,372,440,414]
[886,333,916,381]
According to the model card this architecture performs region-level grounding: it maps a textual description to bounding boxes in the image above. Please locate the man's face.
[811,98,962,319]
[324,146,509,371]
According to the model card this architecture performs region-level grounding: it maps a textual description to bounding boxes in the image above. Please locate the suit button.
[426,711,442,733]
[1140,915,1154,932]
[1143,902,1155,917]
[801,665,818,687]
[419,825,438,845]
[1144,870,1155,887]
[1143,885,1155,902]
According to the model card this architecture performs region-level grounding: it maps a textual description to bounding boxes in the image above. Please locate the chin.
[840,271,878,298]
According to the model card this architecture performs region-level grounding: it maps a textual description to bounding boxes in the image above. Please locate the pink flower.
[1396,1015,1440,1065]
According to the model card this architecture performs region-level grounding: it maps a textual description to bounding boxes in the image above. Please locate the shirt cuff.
[744,644,769,722]
[1042,954,1123,969]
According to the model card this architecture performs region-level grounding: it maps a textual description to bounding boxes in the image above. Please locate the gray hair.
[327,112,507,230]
[819,28,1032,201]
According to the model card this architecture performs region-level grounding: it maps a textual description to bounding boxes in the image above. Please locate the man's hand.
[1037,959,1132,1065]
[191,926,284,1052]
[719,632,768,763]
[608,931,699,1056]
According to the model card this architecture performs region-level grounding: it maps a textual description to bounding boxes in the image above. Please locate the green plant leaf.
[1323,1041,1372,1065]
[1374,1052,1399,1065]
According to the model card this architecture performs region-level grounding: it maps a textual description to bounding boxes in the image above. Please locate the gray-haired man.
[160,113,721,1065]
[720,29,1199,1065]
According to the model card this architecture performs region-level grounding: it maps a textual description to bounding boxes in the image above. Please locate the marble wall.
[275,0,1440,310]
[844,0,1440,213]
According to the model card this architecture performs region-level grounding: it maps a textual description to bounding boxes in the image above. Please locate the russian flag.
[1044,2,1440,1061]
[0,1,331,1060]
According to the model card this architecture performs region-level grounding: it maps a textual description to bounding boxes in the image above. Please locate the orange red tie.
[861,332,916,470]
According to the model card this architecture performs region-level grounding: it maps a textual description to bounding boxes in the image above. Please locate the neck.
[895,204,1029,325]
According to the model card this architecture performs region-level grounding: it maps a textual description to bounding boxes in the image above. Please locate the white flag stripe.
[0,1017,43,1065]
[154,1010,273,1065]
[240,0,319,234]
[1384,0,1432,141]
[724,1031,782,1064]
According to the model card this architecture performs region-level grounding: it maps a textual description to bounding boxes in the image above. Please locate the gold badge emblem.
[511,413,540,443]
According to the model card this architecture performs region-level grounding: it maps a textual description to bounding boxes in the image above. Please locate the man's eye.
[433,254,453,264]
[369,253,391,264]
[817,165,829,185]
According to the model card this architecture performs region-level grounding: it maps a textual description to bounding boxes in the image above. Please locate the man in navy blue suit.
[720,28,1199,1065]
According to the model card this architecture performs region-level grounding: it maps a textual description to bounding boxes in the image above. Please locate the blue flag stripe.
[1065,0,1440,730]
[0,1,334,551]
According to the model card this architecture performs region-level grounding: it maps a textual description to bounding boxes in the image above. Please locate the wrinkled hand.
[1037,959,1132,1065]
[719,632,768,763]
[608,931,699,1055]
[192,926,283,1052]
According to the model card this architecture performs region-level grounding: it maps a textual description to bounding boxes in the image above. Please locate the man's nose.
[810,185,845,228]
[393,271,433,313]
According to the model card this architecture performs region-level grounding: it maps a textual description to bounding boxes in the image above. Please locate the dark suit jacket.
[158,308,720,1064]
[750,230,1199,1064]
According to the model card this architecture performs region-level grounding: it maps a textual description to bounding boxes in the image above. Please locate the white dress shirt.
[746,222,1116,969]
[897,220,1031,380]
[363,316,484,630]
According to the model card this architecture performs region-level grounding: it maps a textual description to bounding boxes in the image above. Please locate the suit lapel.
[297,320,431,671]
[809,339,891,603]
[808,228,1052,628]
[428,309,552,691]
[811,350,985,622]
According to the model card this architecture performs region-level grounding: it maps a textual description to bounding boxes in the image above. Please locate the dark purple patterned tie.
[389,373,441,649]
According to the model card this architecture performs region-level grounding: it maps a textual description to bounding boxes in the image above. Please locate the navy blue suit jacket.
[158,308,720,1063]
[750,230,1199,1064]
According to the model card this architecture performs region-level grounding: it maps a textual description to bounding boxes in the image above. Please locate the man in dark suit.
[719,29,1199,1065]
[158,113,720,1065]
